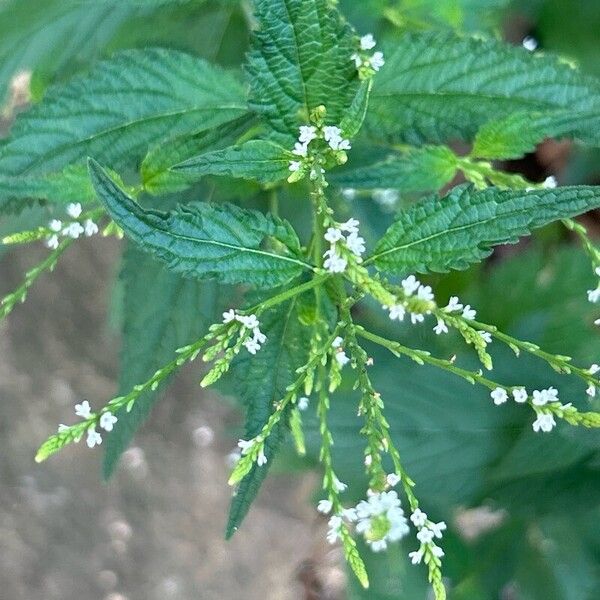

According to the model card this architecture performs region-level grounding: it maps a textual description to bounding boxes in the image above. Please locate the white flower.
[434,319,449,335]
[86,427,102,448]
[332,336,344,349]
[402,275,420,296]
[66,203,82,218]
[445,296,464,313]
[479,331,493,345]
[431,545,445,558]
[340,218,360,234]
[587,288,600,303]
[63,222,85,239]
[49,219,62,232]
[293,141,308,157]
[238,439,254,454]
[462,305,477,320]
[289,160,302,172]
[360,34,377,50]
[222,309,237,323]
[512,388,528,403]
[595,319,600,326]
[335,350,350,367]
[341,188,357,201]
[522,36,538,51]
[99,411,118,432]
[543,175,557,189]
[327,515,343,544]
[386,473,401,487]
[410,313,425,325]
[389,305,406,322]
[346,232,366,257]
[532,413,556,433]
[409,549,424,564]
[333,477,347,493]
[373,188,399,208]
[298,396,309,411]
[238,314,260,329]
[298,125,317,144]
[252,327,267,345]
[75,400,92,419]
[586,384,596,397]
[595,267,600,277]
[350,52,363,68]
[589,364,600,375]
[354,491,410,551]
[417,285,434,302]
[84,219,98,237]
[244,338,261,354]
[410,508,428,528]
[257,448,267,466]
[416,527,434,544]
[429,521,447,539]
[324,227,344,243]
[323,125,342,144]
[532,388,558,406]
[45,235,60,250]
[318,499,333,514]
[370,51,385,71]
[323,249,347,273]
[491,387,508,405]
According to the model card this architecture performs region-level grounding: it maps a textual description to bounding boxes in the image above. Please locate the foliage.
[2,0,600,598]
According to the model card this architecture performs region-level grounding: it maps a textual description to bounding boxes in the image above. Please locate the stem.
[269,188,279,217]
[356,327,501,392]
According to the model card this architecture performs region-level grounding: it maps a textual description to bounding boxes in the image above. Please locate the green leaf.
[472,109,600,160]
[247,0,358,144]
[226,297,310,537]
[368,184,600,275]
[331,146,457,193]
[89,159,310,288]
[103,244,219,478]
[172,140,292,185]
[141,115,256,195]
[0,48,247,176]
[341,78,374,140]
[368,32,600,145]
[0,165,95,213]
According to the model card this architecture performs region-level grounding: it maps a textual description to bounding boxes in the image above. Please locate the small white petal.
[66,203,82,218]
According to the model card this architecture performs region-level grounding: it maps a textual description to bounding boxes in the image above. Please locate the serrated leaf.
[0,164,95,214]
[172,140,292,185]
[472,109,600,159]
[0,48,247,176]
[368,32,600,145]
[331,146,457,193]
[103,244,219,478]
[226,298,310,538]
[247,0,358,144]
[89,159,309,288]
[141,115,256,195]
[368,184,600,275]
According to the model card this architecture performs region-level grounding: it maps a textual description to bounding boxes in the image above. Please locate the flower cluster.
[237,437,267,467]
[332,336,350,367]
[45,203,99,249]
[323,218,366,273]
[288,123,351,179]
[384,274,437,325]
[351,34,385,76]
[64,400,118,449]
[489,385,575,433]
[324,490,410,553]
[408,508,446,566]
[222,310,267,355]
[587,267,600,304]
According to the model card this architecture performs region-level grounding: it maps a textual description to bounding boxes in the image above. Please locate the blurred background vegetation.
[0,1,599,599]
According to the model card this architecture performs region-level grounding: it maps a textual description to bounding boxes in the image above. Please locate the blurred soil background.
[0,238,343,600]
